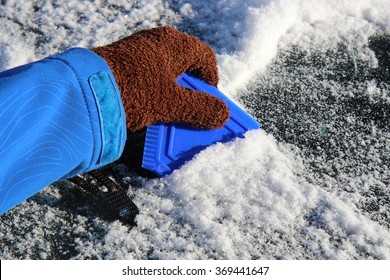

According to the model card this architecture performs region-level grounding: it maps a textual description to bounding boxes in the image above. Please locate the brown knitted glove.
[91,26,230,132]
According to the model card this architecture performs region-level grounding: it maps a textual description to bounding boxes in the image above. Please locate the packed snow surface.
[0,0,389,259]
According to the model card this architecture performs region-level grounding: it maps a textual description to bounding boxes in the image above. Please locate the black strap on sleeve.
[68,168,139,226]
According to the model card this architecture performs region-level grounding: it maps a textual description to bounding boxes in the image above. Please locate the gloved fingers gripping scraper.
[91,26,229,133]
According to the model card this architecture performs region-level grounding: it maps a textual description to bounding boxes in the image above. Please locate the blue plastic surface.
[142,73,260,176]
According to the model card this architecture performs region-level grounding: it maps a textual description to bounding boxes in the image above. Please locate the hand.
[91,26,230,132]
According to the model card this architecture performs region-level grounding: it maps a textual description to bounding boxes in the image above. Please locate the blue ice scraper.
[142,73,261,176]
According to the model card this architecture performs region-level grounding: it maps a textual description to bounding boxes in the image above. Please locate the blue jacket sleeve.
[0,48,127,215]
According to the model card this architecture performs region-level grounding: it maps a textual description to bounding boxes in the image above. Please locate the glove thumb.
[165,84,230,129]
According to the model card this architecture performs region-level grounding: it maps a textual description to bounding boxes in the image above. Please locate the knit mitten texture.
[91,26,230,132]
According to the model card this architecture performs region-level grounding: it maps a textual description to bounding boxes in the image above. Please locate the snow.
[0,0,389,259]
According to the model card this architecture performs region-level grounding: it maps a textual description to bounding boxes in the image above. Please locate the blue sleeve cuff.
[48,48,127,173]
